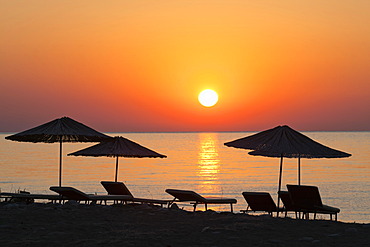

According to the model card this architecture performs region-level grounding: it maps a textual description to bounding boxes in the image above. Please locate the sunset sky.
[1,1,369,132]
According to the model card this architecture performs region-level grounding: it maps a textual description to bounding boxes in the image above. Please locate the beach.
[1,132,369,224]
[3,2,370,245]
[1,202,369,247]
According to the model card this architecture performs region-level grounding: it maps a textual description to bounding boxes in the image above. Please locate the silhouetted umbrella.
[224,125,351,215]
[68,136,167,182]
[5,116,111,186]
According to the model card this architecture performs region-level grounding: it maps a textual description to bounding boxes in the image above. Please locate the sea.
[1,132,369,223]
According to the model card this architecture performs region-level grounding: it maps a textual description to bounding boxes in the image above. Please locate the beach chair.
[286,184,340,221]
[101,181,171,207]
[0,191,62,204]
[278,190,298,217]
[165,189,237,212]
[49,186,133,205]
[241,192,282,216]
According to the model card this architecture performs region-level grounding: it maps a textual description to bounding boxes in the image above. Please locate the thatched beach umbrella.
[224,125,351,214]
[5,116,111,186]
[68,136,167,182]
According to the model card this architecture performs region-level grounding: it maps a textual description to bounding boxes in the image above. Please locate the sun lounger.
[165,189,237,212]
[101,181,171,207]
[0,191,62,203]
[241,192,283,216]
[49,186,133,205]
[278,190,297,217]
[287,184,340,221]
[101,181,133,196]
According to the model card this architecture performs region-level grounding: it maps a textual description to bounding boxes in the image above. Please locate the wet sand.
[1,202,369,247]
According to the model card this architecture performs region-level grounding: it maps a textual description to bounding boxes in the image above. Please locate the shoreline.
[1,202,369,246]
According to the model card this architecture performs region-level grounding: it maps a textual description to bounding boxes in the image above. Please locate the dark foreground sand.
[1,202,369,247]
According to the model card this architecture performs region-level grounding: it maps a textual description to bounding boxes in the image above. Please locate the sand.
[1,202,369,247]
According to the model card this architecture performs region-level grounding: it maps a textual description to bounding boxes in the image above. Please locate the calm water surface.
[1,132,369,223]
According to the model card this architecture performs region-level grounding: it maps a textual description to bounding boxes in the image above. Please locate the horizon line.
[1,130,369,135]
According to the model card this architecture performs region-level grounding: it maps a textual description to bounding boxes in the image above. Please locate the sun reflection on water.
[197,133,221,194]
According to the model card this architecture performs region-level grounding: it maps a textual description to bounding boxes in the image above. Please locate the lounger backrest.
[278,191,295,211]
[287,184,323,210]
[242,192,277,212]
[165,189,205,202]
[101,181,133,197]
[50,186,89,200]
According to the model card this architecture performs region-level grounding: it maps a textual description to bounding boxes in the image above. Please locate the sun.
[198,89,219,107]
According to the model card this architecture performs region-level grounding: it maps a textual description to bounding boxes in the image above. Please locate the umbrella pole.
[115,156,119,182]
[59,140,62,187]
[298,155,301,185]
[277,154,284,217]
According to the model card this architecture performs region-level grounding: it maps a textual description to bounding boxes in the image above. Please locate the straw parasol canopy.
[224,125,351,215]
[225,125,351,159]
[5,116,111,186]
[68,136,167,182]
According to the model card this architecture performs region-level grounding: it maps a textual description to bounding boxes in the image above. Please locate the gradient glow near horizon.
[1,1,369,132]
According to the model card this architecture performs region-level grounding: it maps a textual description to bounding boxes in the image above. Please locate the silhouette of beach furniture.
[165,189,237,212]
[50,186,133,205]
[0,191,61,204]
[278,190,298,217]
[5,117,111,187]
[67,136,166,183]
[224,125,351,217]
[241,192,283,216]
[101,181,171,207]
[287,184,340,221]
[241,191,296,217]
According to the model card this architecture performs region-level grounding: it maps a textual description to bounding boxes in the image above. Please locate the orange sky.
[1,1,369,132]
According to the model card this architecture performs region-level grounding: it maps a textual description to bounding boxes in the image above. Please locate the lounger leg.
[230,203,233,213]
[314,212,316,220]
[168,198,176,207]
[193,203,198,212]
[205,204,208,211]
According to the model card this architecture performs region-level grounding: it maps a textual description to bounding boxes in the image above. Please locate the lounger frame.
[50,186,133,205]
[166,189,237,212]
[242,192,280,216]
[241,191,297,217]
[287,184,340,221]
[101,181,171,207]
[278,190,298,218]
[0,192,61,203]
